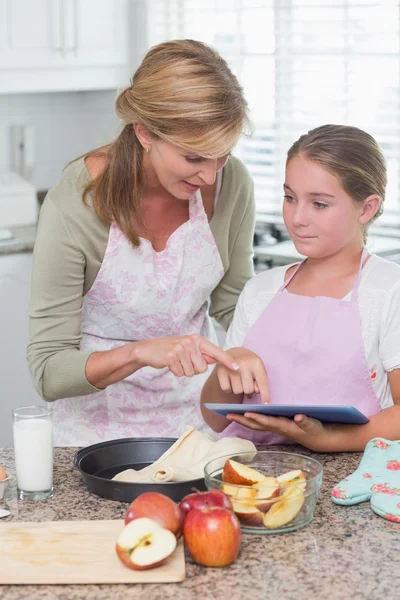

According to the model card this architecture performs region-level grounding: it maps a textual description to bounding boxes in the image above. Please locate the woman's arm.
[209,157,255,330]
[28,194,103,401]
[86,335,239,390]
[29,191,239,401]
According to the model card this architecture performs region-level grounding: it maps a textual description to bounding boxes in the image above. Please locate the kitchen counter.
[0,446,399,600]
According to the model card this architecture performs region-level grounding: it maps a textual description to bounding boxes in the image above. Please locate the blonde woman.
[28,40,255,446]
[201,125,400,452]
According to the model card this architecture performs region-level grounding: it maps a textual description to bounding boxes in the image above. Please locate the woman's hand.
[225,411,335,451]
[133,334,239,377]
[215,347,270,404]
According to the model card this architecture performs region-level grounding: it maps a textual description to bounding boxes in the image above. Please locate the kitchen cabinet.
[1,445,399,599]
[0,0,130,93]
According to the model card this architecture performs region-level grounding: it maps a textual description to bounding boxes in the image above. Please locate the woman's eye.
[185,156,205,164]
[314,202,328,210]
[283,194,295,203]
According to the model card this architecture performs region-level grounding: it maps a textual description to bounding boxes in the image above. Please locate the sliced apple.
[232,500,264,527]
[263,487,305,529]
[277,469,307,492]
[222,483,257,501]
[222,459,267,486]
[115,517,177,570]
[252,477,281,512]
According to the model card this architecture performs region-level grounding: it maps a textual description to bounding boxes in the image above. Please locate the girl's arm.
[322,369,400,451]
[226,369,400,452]
[200,366,243,433]
[200,347,270,433]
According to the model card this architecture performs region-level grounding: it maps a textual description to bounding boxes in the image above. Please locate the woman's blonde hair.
[78,39,250,246]
[287,124,387,243]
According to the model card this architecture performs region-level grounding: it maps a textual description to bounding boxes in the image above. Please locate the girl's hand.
[225,411,333,451]
[133,335,239,377]
[215,347,270,404]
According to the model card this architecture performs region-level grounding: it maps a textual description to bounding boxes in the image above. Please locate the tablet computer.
[203,403,370,425]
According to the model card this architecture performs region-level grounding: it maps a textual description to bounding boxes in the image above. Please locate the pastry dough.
[112,425,256,483]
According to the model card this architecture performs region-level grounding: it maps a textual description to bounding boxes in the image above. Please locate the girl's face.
[143,137,230,200]
[283,155,366,258]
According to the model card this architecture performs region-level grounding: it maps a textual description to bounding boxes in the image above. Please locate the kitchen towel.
[112,425,256,483]
[331,437,400,523]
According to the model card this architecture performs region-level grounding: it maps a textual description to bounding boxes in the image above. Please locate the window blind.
[146,0,400,219]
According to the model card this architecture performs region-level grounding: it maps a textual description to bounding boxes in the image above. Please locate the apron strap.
[279,247,368,299]
[278,259,307,292]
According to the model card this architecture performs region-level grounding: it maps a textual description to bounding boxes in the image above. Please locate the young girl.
[201,124,400,452]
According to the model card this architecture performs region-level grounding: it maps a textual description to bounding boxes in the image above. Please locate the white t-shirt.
[225,254,400,410]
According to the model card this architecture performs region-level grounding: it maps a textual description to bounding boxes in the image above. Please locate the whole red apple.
[124,492,183,539]
[183,506,241,567]
[179,489,233,516]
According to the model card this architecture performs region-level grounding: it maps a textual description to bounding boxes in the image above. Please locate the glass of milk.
[12,405,54,501]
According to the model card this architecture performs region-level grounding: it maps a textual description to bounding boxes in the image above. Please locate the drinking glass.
[12,405,54,501]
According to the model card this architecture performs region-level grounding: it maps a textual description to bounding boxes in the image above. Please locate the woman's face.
[143,138,230,200]
[283,155,366,258]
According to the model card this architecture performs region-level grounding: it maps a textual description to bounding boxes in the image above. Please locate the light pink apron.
[53,190,224,446]
[221,248,381,444]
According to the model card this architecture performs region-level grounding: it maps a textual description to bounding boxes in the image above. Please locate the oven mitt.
[331,438,400,523]
[112,425,256,483]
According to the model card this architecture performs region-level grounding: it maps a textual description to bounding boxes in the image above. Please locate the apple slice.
[116,517,177,570]
[252,477,281,512]
[222,459,267,486]
[263,487,305,529]
[222,483,257,501]
[232,500,264,527]
[277,469,307,492]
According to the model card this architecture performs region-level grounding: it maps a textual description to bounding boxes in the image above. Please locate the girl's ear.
[133,123,152,150]
[359,194,381,225]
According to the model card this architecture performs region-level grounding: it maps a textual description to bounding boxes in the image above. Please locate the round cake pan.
[73,437,206,503]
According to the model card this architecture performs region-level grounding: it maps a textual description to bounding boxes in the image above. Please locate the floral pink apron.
[53,191,224,446]
[221,248,381,444]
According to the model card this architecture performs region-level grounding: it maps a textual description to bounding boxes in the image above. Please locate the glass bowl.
[204,451,323,534]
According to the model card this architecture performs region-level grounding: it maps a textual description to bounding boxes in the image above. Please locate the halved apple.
[115,517,177,570]
[222,459,267,486]
[263,487,305,529]
[222,483,257,501]
[252,477,281,512]
[277,469,307,492]
[232,500,264,527]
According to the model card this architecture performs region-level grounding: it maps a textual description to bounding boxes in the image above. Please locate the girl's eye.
[284,194,295,203]
[314,202,328,210]
[185,156,205,164]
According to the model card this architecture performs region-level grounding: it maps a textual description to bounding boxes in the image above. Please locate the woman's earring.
[145,147,149,154]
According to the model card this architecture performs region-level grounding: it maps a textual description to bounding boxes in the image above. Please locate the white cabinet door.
[73,0,128,67]
[0,0,130,93]
[0,0,64,68]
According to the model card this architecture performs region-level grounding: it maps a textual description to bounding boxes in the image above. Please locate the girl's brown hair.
[77,39,249,247]
[287,124,387,243]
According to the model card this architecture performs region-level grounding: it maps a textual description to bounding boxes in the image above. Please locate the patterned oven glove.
[332,438,400,523]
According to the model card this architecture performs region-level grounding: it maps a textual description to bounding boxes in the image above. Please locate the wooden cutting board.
[0,520,185,584]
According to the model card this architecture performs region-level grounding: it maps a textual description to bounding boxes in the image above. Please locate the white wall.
[0,90,120,191]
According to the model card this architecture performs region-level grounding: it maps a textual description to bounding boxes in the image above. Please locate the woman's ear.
[359,194,382,225]
[133,123,152,151]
